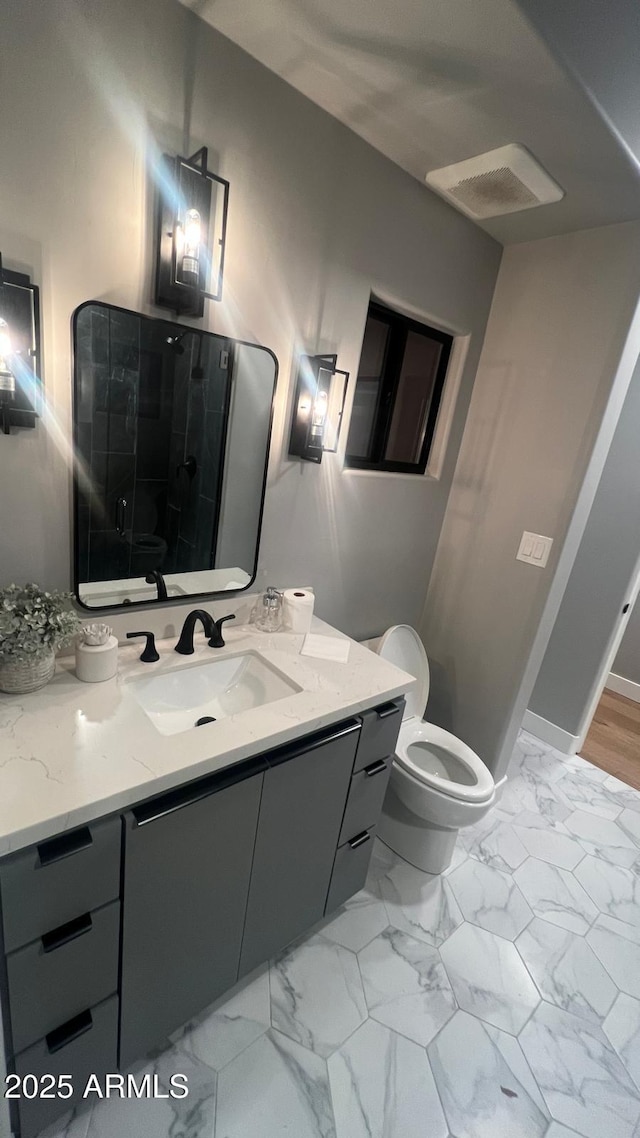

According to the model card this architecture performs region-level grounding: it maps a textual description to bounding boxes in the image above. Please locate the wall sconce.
[154,147,230,318]
[288,354,349,464]
[0,254,41,436]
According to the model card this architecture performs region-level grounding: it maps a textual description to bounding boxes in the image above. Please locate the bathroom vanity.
[0,619,412,1138]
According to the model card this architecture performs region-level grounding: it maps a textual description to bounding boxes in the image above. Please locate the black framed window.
[345,301,453,474]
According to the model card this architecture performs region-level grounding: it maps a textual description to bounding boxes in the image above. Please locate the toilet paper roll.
[283,589,315,634]
[75,635,119,683]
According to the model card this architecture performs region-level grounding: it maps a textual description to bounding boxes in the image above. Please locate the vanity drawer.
[353,699,404,773]
[13,994,119,1138]
[325,828,376,914]
[7,900,120,1054]
[0,816,121,953]
[339,757,392,845]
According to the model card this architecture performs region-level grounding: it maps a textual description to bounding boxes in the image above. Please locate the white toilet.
[368,625,496,874]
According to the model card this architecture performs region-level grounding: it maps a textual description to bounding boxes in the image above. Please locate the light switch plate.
[516,531,553,567]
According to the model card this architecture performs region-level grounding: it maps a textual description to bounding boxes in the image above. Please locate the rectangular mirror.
[73,302,277,609]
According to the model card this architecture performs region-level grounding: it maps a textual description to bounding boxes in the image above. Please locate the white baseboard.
[522,710,580,756]
[606,672,640,704]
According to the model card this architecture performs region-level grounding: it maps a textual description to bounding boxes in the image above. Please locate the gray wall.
[0,0,501,640]
[614,603,640,686]
[419,224,640,781]
[529,353,640,736]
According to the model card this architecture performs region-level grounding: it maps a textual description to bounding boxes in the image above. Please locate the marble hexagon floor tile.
[512,732,568,784]
[498,774,572,824]
[171,967,271,1073]
[563,810,640,869]
[357,926,457,1046]
[447,858,533,939]
[604,992,640,1090]
[554,770,624,822]
[574,855,640,927]
[513,858,599,934]
[321,882,390,953]
[458,811,528,873]
[379,858,464,947]
[602,775,640,816]
[515,917,617,1025]
[545,1125,596,1138]
[440,923,540,1034]
[618,807,640,847]
[587,916,640,999]
[428,1010,549,1138]
[270,934,367,1058]
[519,1002,640,1138]
[512,819,585,871]
[83,1045,217,1138]
[508,809,573,834]
[327,1018,447,1138]
[39,1106,94,1138]
[216,1029,336,1138]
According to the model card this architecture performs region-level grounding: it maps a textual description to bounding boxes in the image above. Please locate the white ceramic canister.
[75,635,119,683]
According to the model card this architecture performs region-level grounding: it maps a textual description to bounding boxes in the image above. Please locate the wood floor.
[580,688,640,790]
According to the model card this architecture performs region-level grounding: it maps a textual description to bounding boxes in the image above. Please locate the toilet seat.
[377,625,430,721]
[376,624,494,806]
[395,718,494,804]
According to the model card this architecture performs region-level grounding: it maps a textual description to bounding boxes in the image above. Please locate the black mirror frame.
[71,299,278,613]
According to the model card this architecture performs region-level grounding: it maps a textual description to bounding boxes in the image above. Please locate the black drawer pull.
[348,831,371,850]
[37,826,93,867]
[376,704,398,719]
[364,759,388,777]
[46,1009,93,1054]
[133,755,266,826]
[42,912,92,954]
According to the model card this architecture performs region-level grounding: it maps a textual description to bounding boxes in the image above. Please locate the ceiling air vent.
[425,144,564,220]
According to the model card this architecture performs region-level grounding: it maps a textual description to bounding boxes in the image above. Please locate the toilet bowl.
[130,533,168,576]
[369,625,495,874]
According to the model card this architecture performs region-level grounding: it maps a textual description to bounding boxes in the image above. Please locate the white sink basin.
[128,651,302,736]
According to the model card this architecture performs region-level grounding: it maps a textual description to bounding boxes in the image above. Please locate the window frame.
[344,301,454,475]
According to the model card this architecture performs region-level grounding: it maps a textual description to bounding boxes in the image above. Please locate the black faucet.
[174,610,236,655]
[145,570,168,602]
[126,631,160,663]
[209,614,236,648]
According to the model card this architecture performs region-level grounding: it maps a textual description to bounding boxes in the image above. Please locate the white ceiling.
[181,0,640,244]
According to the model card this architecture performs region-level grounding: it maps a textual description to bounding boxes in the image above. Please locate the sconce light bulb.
[177,207,202,287]
[312,390,328,424]
[184,209,201,256]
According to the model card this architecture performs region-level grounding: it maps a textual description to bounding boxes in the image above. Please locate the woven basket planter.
[0,649,56,695]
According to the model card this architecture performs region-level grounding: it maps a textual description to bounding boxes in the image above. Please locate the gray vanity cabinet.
[0,700,404,1137]
[239,721,360,976]
[119,758,265,1069]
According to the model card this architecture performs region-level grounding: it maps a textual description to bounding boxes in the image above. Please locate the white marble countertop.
[0,618,414,857]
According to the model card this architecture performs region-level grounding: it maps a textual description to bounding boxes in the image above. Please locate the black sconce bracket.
[288,353,349,464]
[154,146,230,319]
[0,253,41,436]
